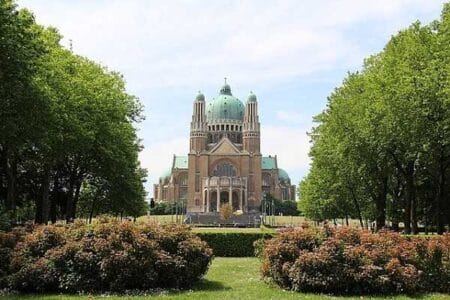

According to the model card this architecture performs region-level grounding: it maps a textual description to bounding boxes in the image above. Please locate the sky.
[17,0,447,199]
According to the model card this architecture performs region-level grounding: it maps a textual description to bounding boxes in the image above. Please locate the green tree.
[0,1,147,225]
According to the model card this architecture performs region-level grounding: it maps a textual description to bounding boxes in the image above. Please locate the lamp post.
[271,197,275,226]
[262,192,267,225]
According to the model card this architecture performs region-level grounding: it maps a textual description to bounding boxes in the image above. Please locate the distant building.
[153,80,295,213]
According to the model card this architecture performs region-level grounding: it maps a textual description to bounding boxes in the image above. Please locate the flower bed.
[260,225,450,295]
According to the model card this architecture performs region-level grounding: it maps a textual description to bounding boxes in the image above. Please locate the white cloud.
[276,110,305,124]
[139,136,187,196]
[261,125,311,184]
[17,0,446,93]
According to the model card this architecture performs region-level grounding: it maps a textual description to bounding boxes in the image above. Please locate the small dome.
[278,168,290,182]
[247,92,257,102]
[160,169,171,179]
[195,91,205,101]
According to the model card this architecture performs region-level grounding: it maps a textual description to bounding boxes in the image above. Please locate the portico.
[202,176,247,212]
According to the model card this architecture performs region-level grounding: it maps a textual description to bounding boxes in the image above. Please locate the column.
[228,177,232,207]
[216,187,220,212]
[206,189,210,212]
[241,189,246,213]
[239,188,243,211]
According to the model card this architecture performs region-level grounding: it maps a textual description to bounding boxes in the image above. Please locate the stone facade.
[153,81,296,213]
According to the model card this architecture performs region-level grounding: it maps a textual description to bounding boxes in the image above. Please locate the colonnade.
[202,177,247,213]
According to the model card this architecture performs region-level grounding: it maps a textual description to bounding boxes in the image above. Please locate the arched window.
[178,174,188,186]
[262,173,271,186]
[212,161,237,177]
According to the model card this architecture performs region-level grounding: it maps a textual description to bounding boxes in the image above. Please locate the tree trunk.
[403,161,415,234]
[375,199,386,231]
[411,197,418,235]
[436,164,446,235]
[391,182,402,232]
[36,165,51,224]
[89,200,95,224]
[50,171,60,224]
[404,196,412,234]
[4,146,17,211]
[49,195,57,224]
[349,187,364,228]
[71,179,82,220]
[375,176,388,232]
[65,178,75,223]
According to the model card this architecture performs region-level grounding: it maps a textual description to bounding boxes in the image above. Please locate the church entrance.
[232,191,240,210]
[210,191,217,212]
[219,191,229,208]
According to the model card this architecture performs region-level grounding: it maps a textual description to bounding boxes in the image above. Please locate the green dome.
[278,168,290,181]
[206,83,244,121]
[195,91,205,101]
[247,92,257,102]
[160,169,172,179]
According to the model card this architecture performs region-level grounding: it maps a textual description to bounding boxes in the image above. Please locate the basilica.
[153,80,296,213]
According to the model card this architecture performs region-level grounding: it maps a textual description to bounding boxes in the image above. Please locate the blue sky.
[17,0,447,198]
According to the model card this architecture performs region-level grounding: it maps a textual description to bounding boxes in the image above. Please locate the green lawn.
[138,215,184,224]
[138,215,358,228]
[1,258,448,300]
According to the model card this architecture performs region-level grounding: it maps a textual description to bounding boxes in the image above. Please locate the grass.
[271,215,307,226]
[139,215,309,227]
[138,215,184,224]
[1,258,449,300]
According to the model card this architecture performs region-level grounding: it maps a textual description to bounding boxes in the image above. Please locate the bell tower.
[242,92,262,211]
[190,91,207,152]
[243,92,260,154]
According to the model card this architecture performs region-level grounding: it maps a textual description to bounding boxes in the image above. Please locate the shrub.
[219,204,233,220]
[261,225,450,295]
[3,220,212,293]
[0,211,11,232]
[197,232,274,257]
[0,227,30,289]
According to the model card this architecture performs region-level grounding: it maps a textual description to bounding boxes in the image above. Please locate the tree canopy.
[0,0,147,226]
[299,4,450,234]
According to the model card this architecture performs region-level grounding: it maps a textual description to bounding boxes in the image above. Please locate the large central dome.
[206,82,245,121]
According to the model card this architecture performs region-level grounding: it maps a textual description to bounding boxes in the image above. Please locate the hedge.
[261,224,450,295]
[196,232,274,257]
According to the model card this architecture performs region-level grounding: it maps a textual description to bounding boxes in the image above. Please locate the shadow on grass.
[0,281,231,300]
[191,279,231,292]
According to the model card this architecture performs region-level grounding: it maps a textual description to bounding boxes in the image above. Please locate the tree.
[219,204,233,221]
[0,1,147,225]
[0,1,48,213]
[300,4,450,234]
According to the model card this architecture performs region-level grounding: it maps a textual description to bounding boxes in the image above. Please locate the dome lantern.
[247,91,257,103]
[195,91,205,102]
[219,77,232,96]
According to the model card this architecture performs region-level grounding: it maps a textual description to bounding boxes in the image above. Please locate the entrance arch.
[232,191,240,210]
[220,191,229,208]
[210,191,218,212]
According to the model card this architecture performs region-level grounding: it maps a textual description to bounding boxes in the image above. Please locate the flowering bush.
[261,225,450,295]
[1,219,212,293]
[0,227,30,289]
